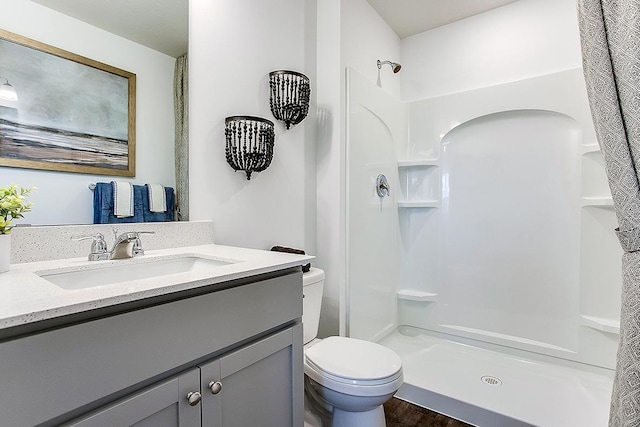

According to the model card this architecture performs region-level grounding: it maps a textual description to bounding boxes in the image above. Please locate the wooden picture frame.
[0,29,136,176]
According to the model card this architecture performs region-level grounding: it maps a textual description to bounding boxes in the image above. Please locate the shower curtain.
[578,1,640,425]
[174,54,189,221]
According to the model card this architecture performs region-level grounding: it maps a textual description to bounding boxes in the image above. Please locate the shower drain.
[481,376,503,386]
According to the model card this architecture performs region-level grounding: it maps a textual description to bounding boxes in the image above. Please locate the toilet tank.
[302,268,325,344]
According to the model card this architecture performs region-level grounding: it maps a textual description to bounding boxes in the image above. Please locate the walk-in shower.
[346,67,618,426]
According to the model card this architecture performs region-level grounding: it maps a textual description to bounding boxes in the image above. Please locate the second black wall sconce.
[269,70,310,129]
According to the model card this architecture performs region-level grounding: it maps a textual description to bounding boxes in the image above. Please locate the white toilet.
[302,268,403,427]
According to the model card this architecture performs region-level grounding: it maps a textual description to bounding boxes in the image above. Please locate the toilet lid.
[304,336,402,381]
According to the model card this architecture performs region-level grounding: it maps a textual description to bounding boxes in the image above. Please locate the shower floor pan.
[379,326,614,427]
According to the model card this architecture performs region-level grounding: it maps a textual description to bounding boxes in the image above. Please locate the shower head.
[377,59,402,73]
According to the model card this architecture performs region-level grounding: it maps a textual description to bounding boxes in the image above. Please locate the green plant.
[0,185,35,234]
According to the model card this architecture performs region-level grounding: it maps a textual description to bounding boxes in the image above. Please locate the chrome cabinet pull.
[208,381,223,394]
[187,391,202,406]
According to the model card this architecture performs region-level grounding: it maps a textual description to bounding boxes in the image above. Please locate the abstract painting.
[0,29,136,176]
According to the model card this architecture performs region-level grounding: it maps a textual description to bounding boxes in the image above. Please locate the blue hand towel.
[143,186,175,222]
[93,182,144,224]
[93,183,175,223]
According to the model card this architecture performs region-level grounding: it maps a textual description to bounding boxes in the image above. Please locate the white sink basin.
[38,256,235,290]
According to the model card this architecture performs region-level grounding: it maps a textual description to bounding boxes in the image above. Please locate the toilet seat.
[304,336,403,396]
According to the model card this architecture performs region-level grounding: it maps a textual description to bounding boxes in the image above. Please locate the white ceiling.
[366,0,520,39]
[28,0,518,57]
[30,0,188,58]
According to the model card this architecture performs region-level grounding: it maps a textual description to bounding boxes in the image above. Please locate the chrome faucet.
[72,230,155,261]
[110,230,141,259]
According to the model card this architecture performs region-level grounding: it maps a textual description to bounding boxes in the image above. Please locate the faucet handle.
[71,233,106,248]
[71,233,109,260]
[131,231,155,257]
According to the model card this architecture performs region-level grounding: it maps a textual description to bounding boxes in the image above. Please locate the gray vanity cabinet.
[0,268,303,427]
[67,324,302,427]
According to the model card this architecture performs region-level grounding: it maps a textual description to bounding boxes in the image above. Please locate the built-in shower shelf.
[397,200,440,209]
[397,159,439,168]
[397,290,438,302]
[580,315,620,334]
[581,196,614,209]
[580,145,601,155]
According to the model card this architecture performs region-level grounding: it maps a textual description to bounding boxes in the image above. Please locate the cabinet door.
[66,368,202,427]
[200,325,303,427]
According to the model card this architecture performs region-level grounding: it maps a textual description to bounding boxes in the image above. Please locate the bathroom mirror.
[0,0,188,225]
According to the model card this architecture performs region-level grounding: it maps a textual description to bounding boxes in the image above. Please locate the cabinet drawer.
[0,269,302,426]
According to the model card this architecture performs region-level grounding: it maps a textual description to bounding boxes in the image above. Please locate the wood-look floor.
[384,398,472,427]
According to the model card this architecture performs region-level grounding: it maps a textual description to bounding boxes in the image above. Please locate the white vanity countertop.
[0,244,313,331]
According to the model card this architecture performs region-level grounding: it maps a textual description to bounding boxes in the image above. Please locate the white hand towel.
[112,181,134,218]
[147,184,167,213]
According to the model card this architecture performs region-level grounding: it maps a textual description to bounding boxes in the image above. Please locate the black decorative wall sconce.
[269,70,310,129]
[225,116,275,180]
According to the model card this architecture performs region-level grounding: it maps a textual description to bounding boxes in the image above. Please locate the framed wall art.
[0,29,136,176]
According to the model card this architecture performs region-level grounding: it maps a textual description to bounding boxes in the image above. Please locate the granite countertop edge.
[0,244,314,330]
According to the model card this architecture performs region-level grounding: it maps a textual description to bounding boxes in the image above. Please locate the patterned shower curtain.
[174,54,189,221]
[578,0,640,425]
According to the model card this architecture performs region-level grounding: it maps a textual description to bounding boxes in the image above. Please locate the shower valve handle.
[376,174,390,198]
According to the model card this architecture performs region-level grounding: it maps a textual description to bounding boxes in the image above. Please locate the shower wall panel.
[346,69,406,341]
[439,111,580,352]
[399,69,619,369]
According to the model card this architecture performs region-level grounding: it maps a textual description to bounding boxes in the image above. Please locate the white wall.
[341,0,402,98]
[0,1,176,225]
[316,0,345,342]
[189,0,317,252]
[316,0,344,337]
[315,0,401,337]
[401,0,582,101]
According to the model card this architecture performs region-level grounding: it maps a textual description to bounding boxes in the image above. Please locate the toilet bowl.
[303,268,403,427]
